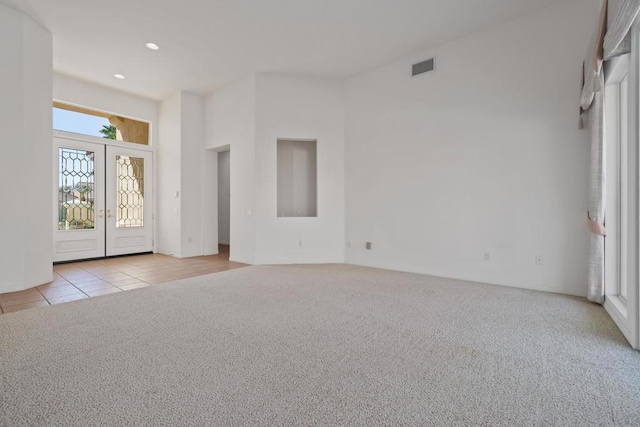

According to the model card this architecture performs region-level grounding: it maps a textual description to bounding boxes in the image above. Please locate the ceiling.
[4,0,567,101]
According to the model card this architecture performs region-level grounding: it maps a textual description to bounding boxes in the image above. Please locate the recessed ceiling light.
[146,42,160,50]
[114,74,125,80]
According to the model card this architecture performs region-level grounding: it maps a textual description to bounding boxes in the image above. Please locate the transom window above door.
[53,102,149,145]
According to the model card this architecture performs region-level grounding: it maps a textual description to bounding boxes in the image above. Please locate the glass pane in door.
[58,148,95,230]
[116,155,144,228]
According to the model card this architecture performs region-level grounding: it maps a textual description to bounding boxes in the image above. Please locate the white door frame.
[603,20,640,350]
[632,20,640,350]
[53,130,155,262]
[54,130,154,154]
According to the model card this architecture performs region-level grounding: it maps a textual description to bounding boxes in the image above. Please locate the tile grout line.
[70,283,91,298]
[34,287,52,307]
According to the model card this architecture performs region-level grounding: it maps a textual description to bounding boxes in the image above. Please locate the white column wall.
[157,93,182,256]
[0,5,53,293]
[253,74,345,264]
[180,92,206,258]
[157,91,210,258]
[205,76,256,264]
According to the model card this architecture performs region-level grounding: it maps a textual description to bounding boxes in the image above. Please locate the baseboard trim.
[223,255,584,298]
[0,273,55,294]
[345,259,585,298]
[253,257,345,265]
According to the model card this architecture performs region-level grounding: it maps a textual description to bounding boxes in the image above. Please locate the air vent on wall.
[412,57,435,77]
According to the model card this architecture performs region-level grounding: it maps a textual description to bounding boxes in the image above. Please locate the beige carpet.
[1,264,639,425]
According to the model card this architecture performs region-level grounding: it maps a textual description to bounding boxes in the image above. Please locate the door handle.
[98,209,105,218]
[107,209,114,218]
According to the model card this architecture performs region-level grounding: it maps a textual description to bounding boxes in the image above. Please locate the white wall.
[157,91,210,258]
[205,74,344,264]
[254,74,344,264]
[206,76,256,264]
[344,1,600,296]
[180,92,206,257]
[292,141,318,218]
[53,73,159,148]
[277,140,295,217]
[0,5,53,293]
[218,150,231,245]
[157,93,182,256]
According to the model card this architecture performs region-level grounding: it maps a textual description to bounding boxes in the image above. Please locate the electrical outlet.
[535,255,543,265]
[366,242,372,250]
[347,241,351,248]
[484,252,491,261]
[299,240,303,247]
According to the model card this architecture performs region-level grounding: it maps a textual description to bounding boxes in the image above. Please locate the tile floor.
[0,245,245,315]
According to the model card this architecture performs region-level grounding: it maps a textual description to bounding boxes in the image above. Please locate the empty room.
[1,0,639,425]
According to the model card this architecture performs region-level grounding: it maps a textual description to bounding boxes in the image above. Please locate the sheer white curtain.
[582,0,640,303]
[603,0,640,59]
[586,73,606,304]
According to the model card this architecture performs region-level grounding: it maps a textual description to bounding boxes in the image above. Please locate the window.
[277,139,317,217]
[54,107,111,139]
[604,55,630,301]
[53,102,150,145]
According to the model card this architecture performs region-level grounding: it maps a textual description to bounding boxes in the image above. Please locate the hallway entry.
[218,150,230,248]
[53,134,153,262]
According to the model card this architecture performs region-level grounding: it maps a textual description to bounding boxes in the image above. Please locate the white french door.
[105,145,153,257]
[53,138,105,261]
[53,135,153,262]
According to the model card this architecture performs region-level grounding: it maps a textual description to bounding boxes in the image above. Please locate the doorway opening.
[217,150,230,258]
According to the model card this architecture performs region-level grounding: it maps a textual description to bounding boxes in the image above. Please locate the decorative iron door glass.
[115,155,145,228]
[58,148,96,230]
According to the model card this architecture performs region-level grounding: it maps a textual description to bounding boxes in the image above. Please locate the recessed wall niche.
[277,139,317,217]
